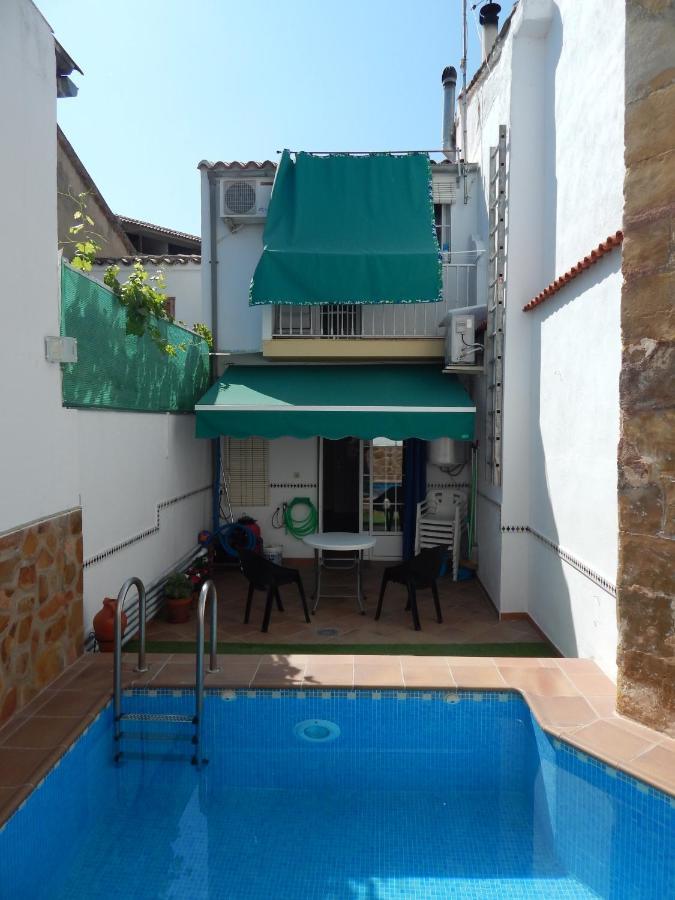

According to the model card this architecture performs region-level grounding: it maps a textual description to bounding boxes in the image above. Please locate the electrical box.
[45,336,77,364]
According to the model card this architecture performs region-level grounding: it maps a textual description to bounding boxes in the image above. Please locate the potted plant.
[164,571,193,624]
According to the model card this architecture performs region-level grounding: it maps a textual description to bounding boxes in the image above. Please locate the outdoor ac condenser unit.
[219,179,273,222]
[439,303,487,369]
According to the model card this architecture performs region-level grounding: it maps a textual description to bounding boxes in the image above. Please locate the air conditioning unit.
[439,303,487,371]
[219,179,273,222]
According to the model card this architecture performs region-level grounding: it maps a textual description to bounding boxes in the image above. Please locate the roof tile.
[523,231,623,312]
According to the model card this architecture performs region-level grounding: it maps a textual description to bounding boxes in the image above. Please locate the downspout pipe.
[207,171,219,372]
[207,170,220,535]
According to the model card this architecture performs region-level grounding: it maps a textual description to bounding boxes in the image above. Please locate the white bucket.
[263,545,283,566]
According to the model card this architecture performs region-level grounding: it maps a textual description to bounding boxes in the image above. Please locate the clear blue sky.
[40,0,513,236]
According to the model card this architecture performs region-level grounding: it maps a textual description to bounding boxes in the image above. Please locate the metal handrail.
[113,577,148,734]
[193,579,220,765]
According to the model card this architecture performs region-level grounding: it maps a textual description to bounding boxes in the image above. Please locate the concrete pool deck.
[1,651,673,828]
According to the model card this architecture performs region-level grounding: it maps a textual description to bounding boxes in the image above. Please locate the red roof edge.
[522,231,624,312]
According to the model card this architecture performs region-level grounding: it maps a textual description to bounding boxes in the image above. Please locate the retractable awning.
[249,151,442,306]
[195,365,474,441]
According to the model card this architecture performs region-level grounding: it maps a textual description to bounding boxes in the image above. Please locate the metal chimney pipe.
[441,66,457,160]
[479,3,501,61]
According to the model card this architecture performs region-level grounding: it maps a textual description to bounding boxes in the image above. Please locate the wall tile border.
[501,524,617,596]
[83,485,211,569]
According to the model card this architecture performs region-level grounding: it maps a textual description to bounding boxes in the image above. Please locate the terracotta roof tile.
[523,231,623,312]
[117,216,200,244]
[197,160,277,171]
[94,254,201,266]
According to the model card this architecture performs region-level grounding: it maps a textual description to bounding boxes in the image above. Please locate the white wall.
[200,168,266,354]
[201,167,484,354]
[78,411,210,629]
[463,0,623,674]
[0,0,211,635]
[228,438,319,560]
[0,0,79,530]
[91,262,202,329]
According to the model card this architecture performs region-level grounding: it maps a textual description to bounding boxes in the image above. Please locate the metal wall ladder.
[486,124,508,486]
[113,577,219,767]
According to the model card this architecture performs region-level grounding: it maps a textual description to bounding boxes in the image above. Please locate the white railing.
[272,262,476,339]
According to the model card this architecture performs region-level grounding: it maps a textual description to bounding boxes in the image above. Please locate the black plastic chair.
[374,546,448,631]
[238,549,311,633]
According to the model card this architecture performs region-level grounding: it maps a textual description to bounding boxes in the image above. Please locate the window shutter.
[225,438,269,506]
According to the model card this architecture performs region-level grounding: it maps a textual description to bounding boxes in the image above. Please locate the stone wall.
[617,0,675,734]
[0,509,84,726]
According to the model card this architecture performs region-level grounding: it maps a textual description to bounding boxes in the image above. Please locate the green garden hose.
[284,497,318,539]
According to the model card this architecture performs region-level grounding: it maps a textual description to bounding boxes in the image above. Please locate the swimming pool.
[0,690,672,899]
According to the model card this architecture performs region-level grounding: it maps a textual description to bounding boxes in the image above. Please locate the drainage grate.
[294,719,341,743]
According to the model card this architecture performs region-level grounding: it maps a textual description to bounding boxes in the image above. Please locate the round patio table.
[302,532,376,614]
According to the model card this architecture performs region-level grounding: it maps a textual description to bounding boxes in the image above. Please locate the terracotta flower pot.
[93,598,127,652]
[166,595,192,624]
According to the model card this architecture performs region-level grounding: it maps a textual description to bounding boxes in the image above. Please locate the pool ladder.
[112,577,220,767]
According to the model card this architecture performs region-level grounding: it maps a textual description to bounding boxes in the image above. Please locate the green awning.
[249,151,442,306]
[195,365,474,441]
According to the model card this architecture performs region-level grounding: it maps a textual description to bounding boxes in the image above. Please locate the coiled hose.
[216,522,256,557]
[283,497,318,539]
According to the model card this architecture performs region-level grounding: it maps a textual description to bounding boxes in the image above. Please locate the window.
[225,438,269,506]
[362,438,403,534]
[320,304,362,337]
[274,305,313,335]
[434,203,451,253]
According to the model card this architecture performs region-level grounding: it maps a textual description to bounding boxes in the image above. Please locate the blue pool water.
[0,690,672,899]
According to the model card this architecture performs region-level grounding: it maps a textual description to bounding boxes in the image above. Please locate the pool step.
[118,730,196,744]
[118,712,196,724]
[114,712,205,764]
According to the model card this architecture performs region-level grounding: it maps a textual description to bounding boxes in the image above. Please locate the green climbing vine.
[60,193,211,357]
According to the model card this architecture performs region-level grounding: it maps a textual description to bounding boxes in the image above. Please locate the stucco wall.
[0,0,80,533]
[463,0,624,675]
[199,170,266,354]
[76,410,211,631]
[0,0,211,720]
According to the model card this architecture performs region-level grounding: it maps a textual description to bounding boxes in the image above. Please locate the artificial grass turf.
[123,640,556,657]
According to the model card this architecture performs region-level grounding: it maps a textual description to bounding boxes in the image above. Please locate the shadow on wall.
[60,265,209,413]
[529,251,619,660]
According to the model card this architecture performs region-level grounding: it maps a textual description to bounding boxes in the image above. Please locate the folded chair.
[374,546,448,632]
[238,549,311,633]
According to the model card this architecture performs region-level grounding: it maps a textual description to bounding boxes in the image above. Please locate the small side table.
[302,532,376,614]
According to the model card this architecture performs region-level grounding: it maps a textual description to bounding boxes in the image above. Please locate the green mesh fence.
[60,263,210,412]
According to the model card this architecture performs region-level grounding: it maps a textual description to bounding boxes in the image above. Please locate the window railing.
[272,260,477,339]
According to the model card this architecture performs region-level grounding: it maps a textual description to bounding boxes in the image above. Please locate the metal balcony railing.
[272,261,477,339]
